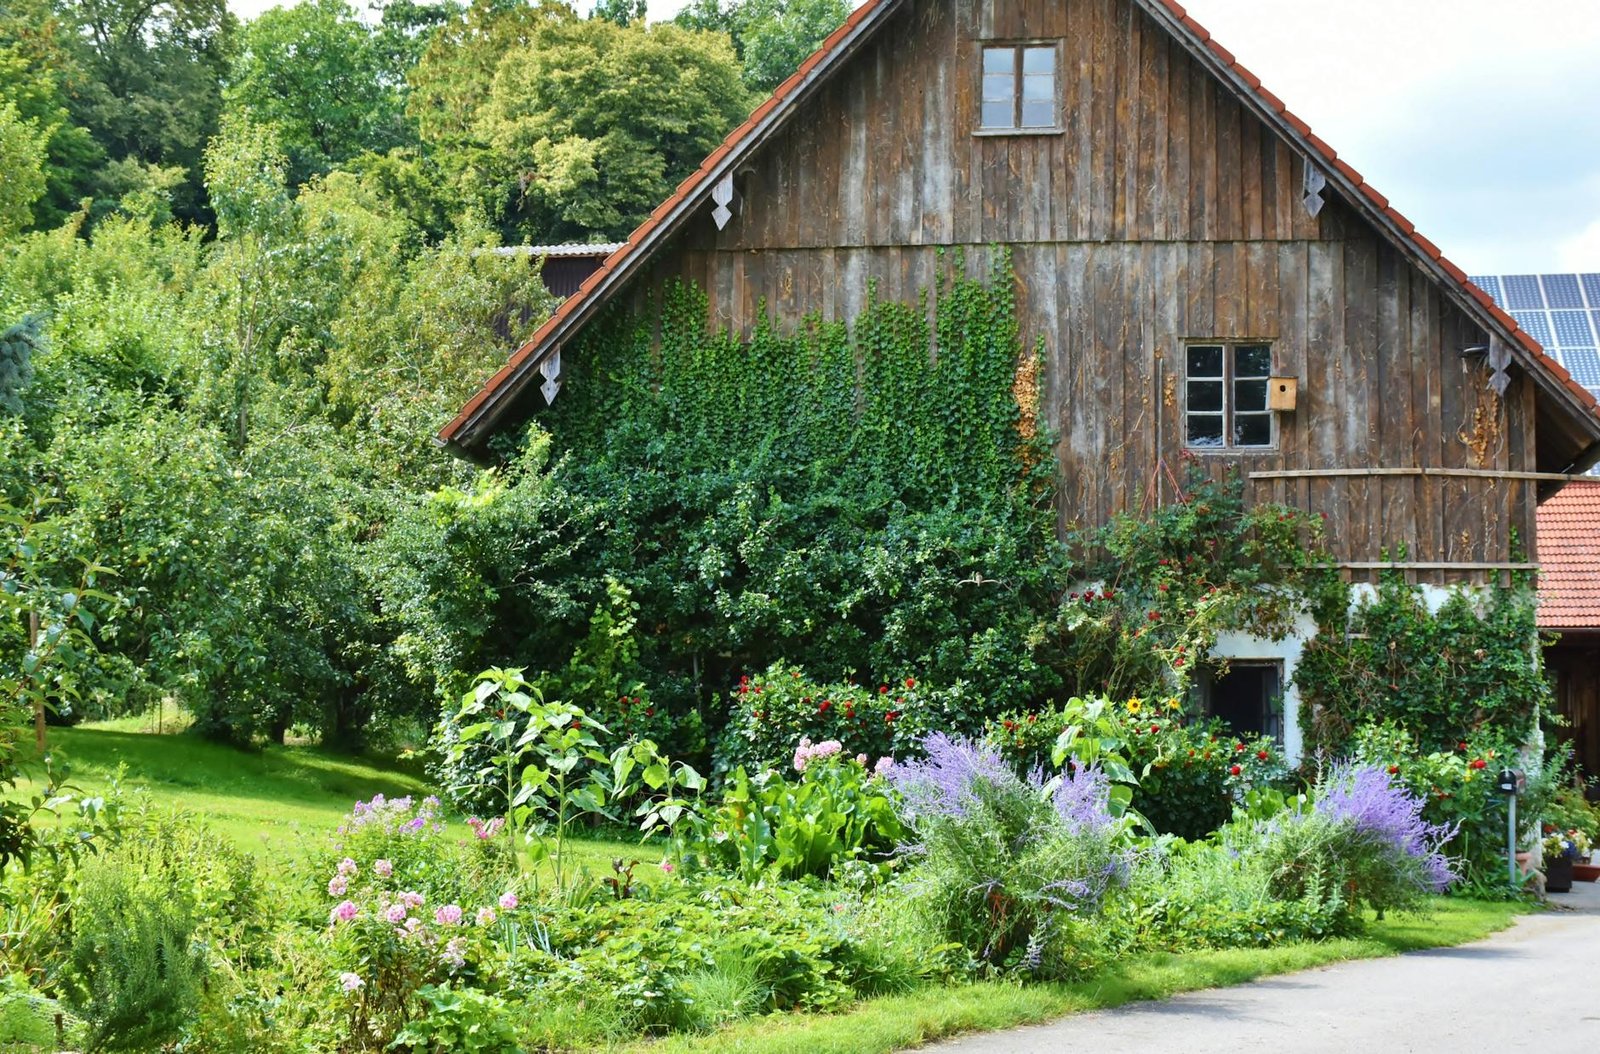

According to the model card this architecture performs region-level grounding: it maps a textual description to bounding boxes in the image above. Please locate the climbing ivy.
[1295,572,1549,755]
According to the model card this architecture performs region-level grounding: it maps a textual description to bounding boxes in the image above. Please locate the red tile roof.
[1539,480,1600,631]
[439,0,1600,456]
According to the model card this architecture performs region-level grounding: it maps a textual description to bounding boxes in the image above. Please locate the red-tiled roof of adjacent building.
[1539,480,1600,631]
[438,0,1600,456]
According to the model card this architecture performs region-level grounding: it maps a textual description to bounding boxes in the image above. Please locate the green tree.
[0,316,42,415]
[0,103,47,238]
[0,34,103,231]
[56,0,236,223]
[477,13,751,240]
[225,0,411,186]
[675,0,847,94]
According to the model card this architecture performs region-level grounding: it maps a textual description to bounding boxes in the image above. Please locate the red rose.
[1229,765,1242,776]
[1150,724,1160,734]
[1458,742,1469,751]
[818,700,831,713]
[645,708,655,717]
[1387,765,1400,775]
[1471,759,1487,770]
[1257,750,1269,761]
[880,685,889,695]
[1147,611,1160,621]
[1103,590,1115,600]
[905,677,916,689]
[1234,743,1245,753]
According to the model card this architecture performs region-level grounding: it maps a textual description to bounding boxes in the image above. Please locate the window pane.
[1235,379,1268,412]
[982,73,1015,102]
[1020,100,1054,127]
[983,46,1013,74]
[1235,344,1271,377]
[1235,413,1272,447]
[1188,414,1225,447]
[1022,46,1054,74]
[1187,345,1223,377]
[1022,72,1053,101]
[1187,380,1223,412]
[980,101,1013,128]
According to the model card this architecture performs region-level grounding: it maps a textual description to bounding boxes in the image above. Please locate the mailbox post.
[1497,768,1524,891]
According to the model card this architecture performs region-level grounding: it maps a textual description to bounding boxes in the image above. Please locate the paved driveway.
[920,882,1600,1053]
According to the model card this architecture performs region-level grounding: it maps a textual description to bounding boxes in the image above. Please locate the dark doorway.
[1199,661,1283,742]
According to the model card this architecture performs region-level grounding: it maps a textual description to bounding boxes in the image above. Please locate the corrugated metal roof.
[491,243,626,258]
[1539,480,1600,630]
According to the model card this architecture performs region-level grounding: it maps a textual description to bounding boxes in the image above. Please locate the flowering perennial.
[1314,764,1458,893]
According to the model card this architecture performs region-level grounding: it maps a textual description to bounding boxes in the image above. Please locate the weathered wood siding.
[623,0,1539,572]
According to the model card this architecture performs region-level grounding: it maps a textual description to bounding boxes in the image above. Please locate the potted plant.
[1569,829,1600,881]
[1543,826,1577,893]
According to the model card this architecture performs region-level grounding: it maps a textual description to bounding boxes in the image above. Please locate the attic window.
[979,44,1058,132]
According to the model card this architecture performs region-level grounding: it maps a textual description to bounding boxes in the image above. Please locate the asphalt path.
[919,881,1600,1053]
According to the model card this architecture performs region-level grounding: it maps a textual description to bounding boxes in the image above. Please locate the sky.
[226,0,1600,274]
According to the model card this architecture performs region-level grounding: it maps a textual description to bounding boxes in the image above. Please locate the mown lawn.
[10,720,644,874]
[627,897,1526,1054]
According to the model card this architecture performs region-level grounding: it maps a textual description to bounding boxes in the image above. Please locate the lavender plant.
[1257,764,1457,924]
[887,734,1129,977]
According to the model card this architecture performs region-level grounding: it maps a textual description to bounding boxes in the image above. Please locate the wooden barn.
[438,0,1600,757]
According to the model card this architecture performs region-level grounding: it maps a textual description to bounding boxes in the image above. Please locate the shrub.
[0,973,82,1050]
[714,663,978,777]
[1257,764,1456,925]
[887,734,1128,977]
[391,985,519,1054]
[989,694,1286,840]
[66,858,206,1052]
[677,751,903,881]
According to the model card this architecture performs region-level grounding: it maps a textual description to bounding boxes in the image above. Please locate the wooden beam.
[1248,467,1598,484]
[1337,561,1538,571]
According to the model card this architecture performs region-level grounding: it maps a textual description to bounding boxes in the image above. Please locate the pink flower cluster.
[793,736,843,773]
[338,794,444,838]
[465,816,505,840]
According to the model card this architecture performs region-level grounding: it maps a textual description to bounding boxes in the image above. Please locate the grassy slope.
[11,722,642,872]
[628,897,1526,1054]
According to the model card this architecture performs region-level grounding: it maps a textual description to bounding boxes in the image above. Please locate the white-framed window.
[979,43,1059,132]
[1185,342,1274,450]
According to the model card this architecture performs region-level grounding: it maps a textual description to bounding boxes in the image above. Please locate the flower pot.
[1548,855,1575,893]
[1573,862,1600,883]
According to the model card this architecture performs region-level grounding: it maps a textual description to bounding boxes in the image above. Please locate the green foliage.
[1296,574,1549,754]
[678,755,903,882]
[0,316,41,415]
[393,985,520,1053]
[0,973,82,1050]
[0,103,47,239]
[226,0,415,186]
[66,856,207,1052]
[476,13,751,240]
[675,0,849,93]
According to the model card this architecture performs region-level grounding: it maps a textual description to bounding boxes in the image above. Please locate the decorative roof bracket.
[1302,162,1328,218]
[711,173,735,230]
[539,346,562,405]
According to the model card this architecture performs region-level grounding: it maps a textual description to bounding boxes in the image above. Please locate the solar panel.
[1471,276,1504,305]
[1560,348,1600,389]
[1502,275,1545,310]
[1582,274,1600,306]
[1542,274,1586,309]
[1513,311,1554,346]
[1553,311,1598,348]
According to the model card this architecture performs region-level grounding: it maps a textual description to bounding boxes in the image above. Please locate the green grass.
[625,897,1528,1054]
[10,722,646,875]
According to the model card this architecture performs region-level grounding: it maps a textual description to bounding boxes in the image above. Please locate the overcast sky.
[228,0,1600,274]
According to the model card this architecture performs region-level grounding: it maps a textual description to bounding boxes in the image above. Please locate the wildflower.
[405,817,426,832]
[329,900,359,925]
[499,892,519,911]
[1314,764,1458,891]
[339,972,364,993]
[327,875,349,897]
[476,907,498,927]
[385,903,407,924]
[337,858,358,876]
[435,904,463,926]
[1126,698,1143,715]
[659,860,675,874]
[374,858,393,878]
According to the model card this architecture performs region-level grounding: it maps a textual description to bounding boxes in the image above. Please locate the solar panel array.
[1470,273,1600,397]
